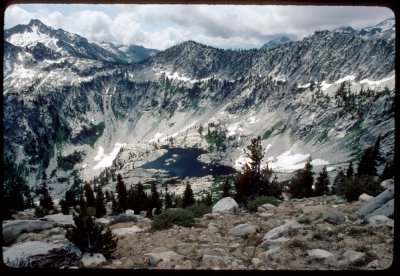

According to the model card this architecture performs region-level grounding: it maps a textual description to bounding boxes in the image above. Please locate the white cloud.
[4,4,394,50]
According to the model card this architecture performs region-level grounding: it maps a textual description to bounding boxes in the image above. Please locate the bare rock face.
[212,197,239,214]
[41,213,74,227]
[3,241,82,268]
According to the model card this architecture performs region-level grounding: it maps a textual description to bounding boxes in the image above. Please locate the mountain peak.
[260,36,292,51]
[28,19,48,29]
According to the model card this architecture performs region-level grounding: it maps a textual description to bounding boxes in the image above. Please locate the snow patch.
[360,76,394,86]
[298,83,311,89]
[334,75,355,84]
[93,142,126,170]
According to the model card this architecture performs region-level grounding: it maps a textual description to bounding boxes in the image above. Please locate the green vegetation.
[246,195,280,213]
[204,122,227,152]
[151,208,195,230]
[70,122,105,147]
[262,121,285,140]
[57,151,84,171]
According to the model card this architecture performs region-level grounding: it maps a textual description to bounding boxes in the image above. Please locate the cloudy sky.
[4,4,394,50]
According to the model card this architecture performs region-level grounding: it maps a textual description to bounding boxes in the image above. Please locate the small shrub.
[287,238,307,249]
[152,208,195,230]
[312,230,323,240]
[298,217,311,224]
[348,226,374,236]
[186,204,211,218]
[246,196,280,213]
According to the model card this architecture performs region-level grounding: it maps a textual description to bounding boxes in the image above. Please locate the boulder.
[212,197,239,214]
[262,220,301,242]
[322,208,346,225]
[228,223,259,237]
[95,217,111,226]
[125,209,135,215]
[41,213,74,227]
[307,249,334,259]
[3,241,82,268]
[145,251,182,266]
[359,193,373,202]
[201,254,224,266]
[259,247,280,260]
[368,215,394,228]
[356,185,394,219]
[81,253,106,267]
[258,212,274,219]
[109,213,139,225]
[343,250,365,264]
[112,225,144,236]
[367,199,394,219]
[380,179,394,189]
[261,204,277,212]
[3,220,56,244]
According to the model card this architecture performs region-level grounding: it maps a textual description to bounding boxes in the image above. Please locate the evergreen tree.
[105,190,111,203]
[332,169,346,195]
[234,136,281,203]
[65,189,77,207]
[39,182,54,212]
[60,199,69,215]
[66,212,118,259]
[221,178,231,198]
[132,182,148,214]
[314,166,330,196]
[357,135,383,176]
[110,191,118,215]
[116,174,128,213]
[288,157,314,198]
[346,162,354,178]
[380,161,395,181]
[181,181,195,208]
[78,195,88,218]
[149,182,162,215]
[84,183,96,207]
[164,184,173,209]
[95,188,107,218]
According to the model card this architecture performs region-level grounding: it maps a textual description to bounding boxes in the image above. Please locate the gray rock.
[259,247,280,260]
[95,217,111,226]
[201,254,224,266]
[380,179,394,189]
[359,193,373,202]
[367,199,394,219]
[112,225,144,236]
[81,253,106,267]
[228,223,259,236]
[212,197,239,214]
[356,185,394,219]
[251,258,261,269]
[41,213,74,227]
[343,250,365,264]
[258,212,274,219]
[3,220,56,244]
[3,241,82,268]
[368,215,394,228]
[261,204,277,212]
[323,208,346,225]
[109,213,139,225]
[145,251,182,266]
[262,220,298,241]
[307,249,334,259]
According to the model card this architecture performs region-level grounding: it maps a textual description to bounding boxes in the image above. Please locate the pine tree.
[380,161,395,181]
[181,181,195,208]
[39,182,54,212]
[357,135,383,176]
[149,182,162,215]
[346,162,354,178]
[65,189,77,207]
[60,199,69,215]
[78,195,88,218]
[164,184,173,209]
[66,212,118,259]
[116,174,128,213]
[314,166,330,196]
[95,189,107,218]
[132,182,148,214]
[234,136,281,203]
[84,183,96,207]
[288,157,314,198]
[221,178,231,198]
[110,191,118,215]
[332,169,346,195]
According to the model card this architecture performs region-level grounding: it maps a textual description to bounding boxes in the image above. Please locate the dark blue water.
[141,147,237,177]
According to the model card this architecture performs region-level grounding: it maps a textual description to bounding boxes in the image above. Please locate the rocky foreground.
[2,181,395,270]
